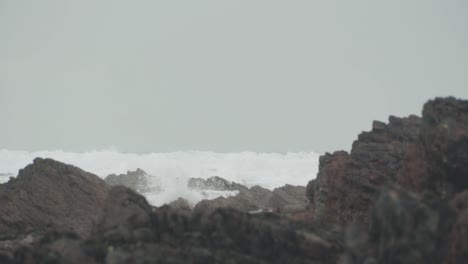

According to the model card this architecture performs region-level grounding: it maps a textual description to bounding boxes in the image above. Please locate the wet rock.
[188,176,248,192]
[104,169,159,193]
[194,184,308,215]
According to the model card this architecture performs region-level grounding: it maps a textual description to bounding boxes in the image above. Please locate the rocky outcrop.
[0,158,109,255]
[104,168,160,193]
[167,197,191,211]
[8,176,343,264]
[188,176,247,191]
[2,96,468,264]
[420,97,468,196]
[446,190,468,263]
[342,186,455,264]
[304,97,468,263]
[195,184,309,215]
[307,115,423,226]
[0,158,342,263]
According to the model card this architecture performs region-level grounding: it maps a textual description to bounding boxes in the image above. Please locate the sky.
[1,0,467,153]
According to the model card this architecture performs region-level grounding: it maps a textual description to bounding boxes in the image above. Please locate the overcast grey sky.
[1,0,467,153]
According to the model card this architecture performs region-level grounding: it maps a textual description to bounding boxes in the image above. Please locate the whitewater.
[0,149,319,206]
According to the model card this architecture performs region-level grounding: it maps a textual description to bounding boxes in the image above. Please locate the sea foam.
[0,149,319,206]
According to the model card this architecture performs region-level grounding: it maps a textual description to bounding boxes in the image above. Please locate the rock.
[0,173,15,184]
[12,231,96,264]
[372,120,386,131]
[270,185,309,213]
[104,168,160,193]
[194,186,268,212]
[420,97,468,195]
[445,190,468,263]
[194,184,309,215]
[188,176,247,191]
[9,186,343,264]
[342,186,454,264]
[94,186,154,239]
[307,114,424,226]
[3,97,468,263]
[0,158,109,255]
[305,97,468,264]
[167,197,192,211]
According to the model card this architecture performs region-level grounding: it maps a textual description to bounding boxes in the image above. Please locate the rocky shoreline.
[0,97,467,263]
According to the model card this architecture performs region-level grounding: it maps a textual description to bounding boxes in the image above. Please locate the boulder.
[0,158,109,254]
[104,169,159,193]
[188,176,248,191]
[194,183,309,215]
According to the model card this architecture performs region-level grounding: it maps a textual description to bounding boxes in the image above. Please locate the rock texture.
[194,184,309,215]
[188,176,246,191]
[420,97,468,196]
[4,170,343,264]
[304,97,468,263]
[342,186,455,264]
[104,169,159,193]
[0,158,109,255]
[307,115,422,226]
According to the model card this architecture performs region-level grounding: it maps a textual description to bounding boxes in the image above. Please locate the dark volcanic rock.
[0,159,342,263]
[308,97,468,262]
[188,176,308,215]
[94,186,154,239]
[188,176,246,191]
[446,190,468,264]
[270,185,309,213]
[167,197,192,211]
[11,187,343,264]
[194,183,309,215]
[104,169,158,193]
[0,158,109,254]
[342,186,454,264]
[307,115,423,226]
[420,97,468,195]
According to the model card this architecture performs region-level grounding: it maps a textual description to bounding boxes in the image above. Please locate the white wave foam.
[0,149,319,206]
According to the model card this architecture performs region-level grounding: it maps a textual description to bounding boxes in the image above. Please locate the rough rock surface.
[188,176,247,191]
[420,97,468,196]
[194,184,309,215]
[104,169,159,193]
[0,158,109,255]
[167,197,192,211]
[307,115,422,226]
[8,182,343,264]
[342,186,455,264]
[305,97,468,262]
